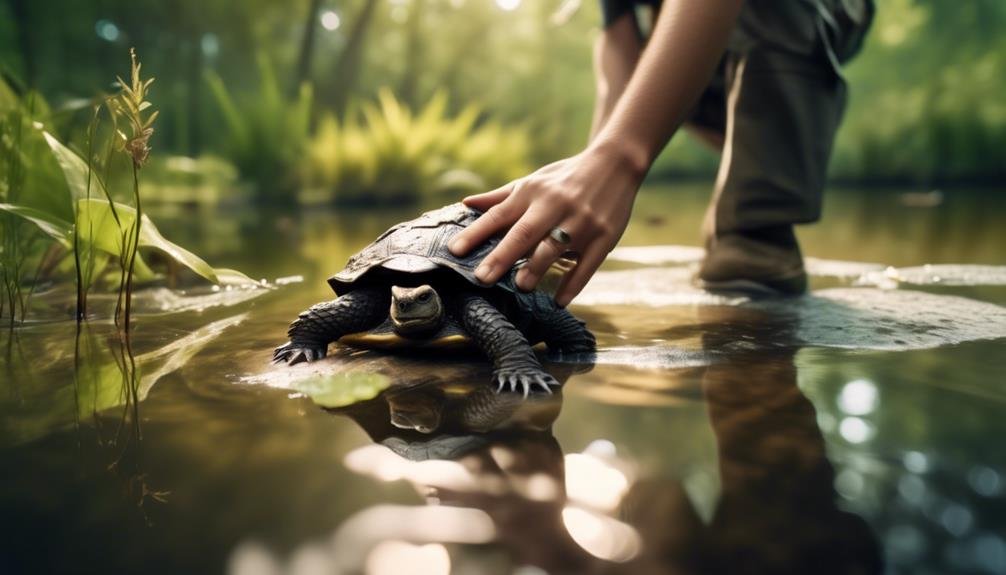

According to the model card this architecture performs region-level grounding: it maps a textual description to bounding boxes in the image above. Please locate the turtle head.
[390,284,444,336]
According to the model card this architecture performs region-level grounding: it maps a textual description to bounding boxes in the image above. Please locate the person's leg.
[698,48,847,295]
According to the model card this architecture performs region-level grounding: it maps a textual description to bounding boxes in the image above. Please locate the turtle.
[272,203,596,395]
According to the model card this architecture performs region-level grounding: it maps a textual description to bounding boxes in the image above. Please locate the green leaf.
[77,198,220,284]
[290,372,392,408]
[0,202,72,243]
[41,130,101,201]
[214,268,262,287]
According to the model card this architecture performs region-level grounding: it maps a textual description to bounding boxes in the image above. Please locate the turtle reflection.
[327,368,598,574]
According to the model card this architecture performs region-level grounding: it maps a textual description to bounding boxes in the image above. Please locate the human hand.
[448,143,646,307]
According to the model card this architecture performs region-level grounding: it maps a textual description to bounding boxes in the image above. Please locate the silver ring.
[549,226,572,245]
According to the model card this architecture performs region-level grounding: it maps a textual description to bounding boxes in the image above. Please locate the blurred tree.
[2,0,1003,186]
[295,0,324,95]
[327,0,381,114]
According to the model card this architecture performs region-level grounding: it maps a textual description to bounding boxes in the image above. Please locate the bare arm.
[589,13,643,140]
[450,0,744,307]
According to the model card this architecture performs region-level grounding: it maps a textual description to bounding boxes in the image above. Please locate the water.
[1,184,1005,574]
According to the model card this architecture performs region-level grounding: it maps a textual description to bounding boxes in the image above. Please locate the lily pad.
[290,372,392,408]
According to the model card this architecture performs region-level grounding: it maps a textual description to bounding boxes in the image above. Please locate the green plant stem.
[122,163,142,333]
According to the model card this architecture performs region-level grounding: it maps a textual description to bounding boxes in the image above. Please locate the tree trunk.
[9,0,34,88]
[294,0,324,95]
[329,0,380,114]
[399,0,427,108]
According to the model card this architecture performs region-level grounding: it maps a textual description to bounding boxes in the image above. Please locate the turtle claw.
[492,368,560,398]
[272,341,327,365]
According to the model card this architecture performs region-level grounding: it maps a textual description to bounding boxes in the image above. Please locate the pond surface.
[2,184,1005,575]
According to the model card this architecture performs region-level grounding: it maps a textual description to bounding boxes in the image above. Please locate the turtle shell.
[330,203,564,348]
[329,203,503,294]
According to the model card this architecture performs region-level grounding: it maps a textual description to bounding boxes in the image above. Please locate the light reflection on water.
[0,185,1004,574]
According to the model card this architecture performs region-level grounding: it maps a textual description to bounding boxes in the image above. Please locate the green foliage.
[1,87,63,325]
[206,53,313,201]
[0,57,253,326]
[4,0,1003,192]
[830,0,1006,183]
[1,183,254,286]
[303,89,531,205]
[141,155,241,203]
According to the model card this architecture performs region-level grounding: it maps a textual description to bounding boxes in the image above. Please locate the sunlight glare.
[564,453,629,511]
[366,542,449,575]
[495,0,521,11]
[838,378,879,415]
[839,416,875,444]
[95,20,120,42]
[320,10,341,31]
[562,506,641,562]
[343,444,479,491]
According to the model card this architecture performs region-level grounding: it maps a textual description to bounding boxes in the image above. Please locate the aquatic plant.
[0,51,255,327]
[108,48,157,330]
[0,88,59,328]
[303,89,532,205]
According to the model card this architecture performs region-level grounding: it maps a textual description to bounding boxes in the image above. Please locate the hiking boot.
[697,226,808,296]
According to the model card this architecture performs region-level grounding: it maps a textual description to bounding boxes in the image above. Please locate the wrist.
[587,133,652,183]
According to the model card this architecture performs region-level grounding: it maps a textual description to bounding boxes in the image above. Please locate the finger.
[461,182,516,212]
[475,207,558,284]
[555,242,608,307]
[449,198,520,256]
[515,221,581,292]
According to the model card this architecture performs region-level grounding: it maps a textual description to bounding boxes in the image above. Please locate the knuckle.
[508,220,537,245]
[485,204,511,225]
[548,189,575,211]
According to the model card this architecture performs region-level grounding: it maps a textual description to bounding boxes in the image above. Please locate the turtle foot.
[272,341,328,365]
[493,367,559,398]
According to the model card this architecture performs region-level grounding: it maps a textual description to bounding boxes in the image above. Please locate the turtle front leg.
[538,308,596,355]
[273,288,389,365]
[458,294,558,397]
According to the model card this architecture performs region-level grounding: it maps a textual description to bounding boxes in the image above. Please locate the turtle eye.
[418,292,432,303]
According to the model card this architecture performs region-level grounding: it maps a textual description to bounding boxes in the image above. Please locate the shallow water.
[1,184,1005,574]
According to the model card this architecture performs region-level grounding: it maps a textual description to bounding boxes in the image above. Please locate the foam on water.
[755,288,1006,351]
[856,264,1006,288]
[550,345,715,370]
[607,244,1006,286]
[578,259,1006,351]
[805,257,886,279]
[575,267,749,307]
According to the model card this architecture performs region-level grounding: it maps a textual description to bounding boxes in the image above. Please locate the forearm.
[590,0,743,174]
[589,14,643,141]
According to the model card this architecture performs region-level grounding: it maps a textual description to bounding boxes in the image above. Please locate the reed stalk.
[109,48,156,333]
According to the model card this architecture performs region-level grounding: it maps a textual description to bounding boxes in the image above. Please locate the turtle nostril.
[398,301,410,312]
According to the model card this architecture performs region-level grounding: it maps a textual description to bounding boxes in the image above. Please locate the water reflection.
[326,375,598,574]
[235,308,886,574]
[618,308,883,574]
[1,313,246,526]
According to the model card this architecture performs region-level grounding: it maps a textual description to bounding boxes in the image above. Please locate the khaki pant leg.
[705,48,847,240]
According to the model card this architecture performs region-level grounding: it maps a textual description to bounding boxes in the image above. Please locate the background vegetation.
[2,0,1002,205]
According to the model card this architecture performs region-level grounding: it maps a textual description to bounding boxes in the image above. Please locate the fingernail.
[475,262,495,283]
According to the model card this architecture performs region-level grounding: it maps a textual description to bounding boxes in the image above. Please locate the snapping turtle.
[273,203,596,395]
